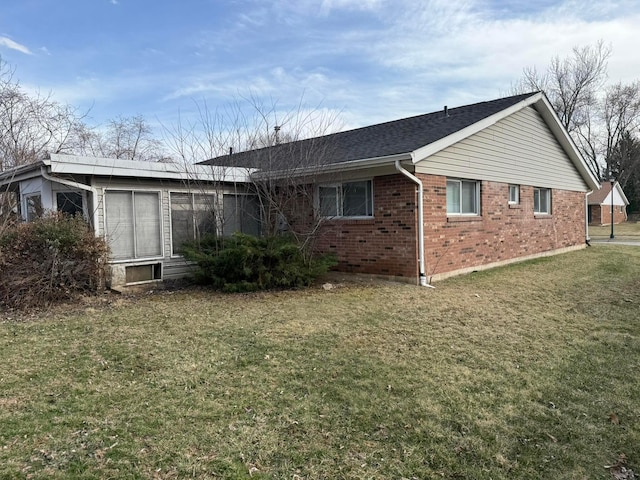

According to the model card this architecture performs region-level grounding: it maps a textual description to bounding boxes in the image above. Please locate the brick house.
[587,181,628,225]
[202,91,600,285]
[1,92,601,288]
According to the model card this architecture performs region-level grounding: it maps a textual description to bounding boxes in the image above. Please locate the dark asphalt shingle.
[200,92,539,170]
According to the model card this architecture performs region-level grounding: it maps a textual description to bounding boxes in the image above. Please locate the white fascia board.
[250,153,412,181]
[615,182,630,205]
[0,161,45,187]
[410,93,601,192]
[532,95,601,191]
[411,93,544,163]
[48,154,253,183]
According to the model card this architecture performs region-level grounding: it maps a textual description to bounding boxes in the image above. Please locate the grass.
[1,245,639,479]
[590,220,640,240]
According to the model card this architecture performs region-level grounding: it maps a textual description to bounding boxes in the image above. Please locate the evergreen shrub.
[182,233,336,292]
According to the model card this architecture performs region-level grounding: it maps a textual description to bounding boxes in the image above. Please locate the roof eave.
[250,152,412,181]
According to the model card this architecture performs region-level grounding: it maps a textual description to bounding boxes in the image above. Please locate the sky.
[1,0,640,139]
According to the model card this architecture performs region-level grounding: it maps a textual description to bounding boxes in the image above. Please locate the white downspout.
[41,167,100,236]
[395,160,433,288]
[585,192,591,245]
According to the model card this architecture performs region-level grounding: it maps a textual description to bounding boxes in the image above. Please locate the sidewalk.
[590,238,640,246]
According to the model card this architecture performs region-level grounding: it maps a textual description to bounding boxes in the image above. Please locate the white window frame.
[534,187,551,215]
[508,184,519,205]
[104,189,164,262]
[446,179,480,216]
[317,179,374,218]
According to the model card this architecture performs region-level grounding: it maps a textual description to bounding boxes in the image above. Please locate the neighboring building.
[587,181,629,225]
[0,154,257,287]
[1,91,601,288]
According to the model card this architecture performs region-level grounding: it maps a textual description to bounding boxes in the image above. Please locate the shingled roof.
[200,92,540,171]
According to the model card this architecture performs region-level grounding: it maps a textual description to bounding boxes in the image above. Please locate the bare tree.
[0,57,87,170]
[513,41,611,177]
[163,95,343,261]
[515,41,611,132]
[601,82,640,177]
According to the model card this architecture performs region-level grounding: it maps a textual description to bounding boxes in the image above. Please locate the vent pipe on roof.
[274,125,281,145]
[444,105,448,117]
[229,147,233,155]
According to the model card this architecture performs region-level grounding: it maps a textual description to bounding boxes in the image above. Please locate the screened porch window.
[223,194,261,237]
[56,191,84,217]
[105,191,162,260]
[170,192,218,255]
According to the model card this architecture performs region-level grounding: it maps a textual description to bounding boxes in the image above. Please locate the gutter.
[394,160,433,288]
[40,167,100,236]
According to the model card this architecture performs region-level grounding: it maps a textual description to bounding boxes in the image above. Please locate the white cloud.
[0,36,32,55]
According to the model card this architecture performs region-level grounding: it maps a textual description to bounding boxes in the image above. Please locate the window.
[170,193,218,255]
[223,194,261,237]
[56,191,84,217]
[508,185,519,204]
[25,194,43,221]
[318,180,373,217]
[534,187,551,214]
[446,179,480,215]
[105,191,162,260]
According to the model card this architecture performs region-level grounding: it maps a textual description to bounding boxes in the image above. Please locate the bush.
[182,233,336,292]
[0,213,109,310]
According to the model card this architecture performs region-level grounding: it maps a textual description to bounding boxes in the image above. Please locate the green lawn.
[590,220,640,240]
[1,245,639,479]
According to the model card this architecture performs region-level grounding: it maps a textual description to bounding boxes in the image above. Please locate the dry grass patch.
[1,245,639,479]
[590,221,640,239]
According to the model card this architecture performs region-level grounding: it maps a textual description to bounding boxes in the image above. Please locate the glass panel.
[26,194,43,221]
[105,191,134,260]
[170,193,194,255]
[56,192,84,217]
[223,194,261,236]
[539,189,549,213]
[446,180,460,214]
[461,181,477,214]
[133,192,162,258]
[343,181,372,217]
[509,185,518,203]
[194,194,218,240]
[319,186,338,216]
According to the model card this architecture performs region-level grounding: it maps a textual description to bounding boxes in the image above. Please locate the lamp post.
[610,178,615,239]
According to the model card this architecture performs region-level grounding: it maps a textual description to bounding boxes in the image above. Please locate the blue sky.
[1,0,640,136]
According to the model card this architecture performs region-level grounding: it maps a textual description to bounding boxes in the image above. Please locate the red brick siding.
[589,204,627,225]
[312,173,587,282]
[314,175,418,279]
[421,174,585,278]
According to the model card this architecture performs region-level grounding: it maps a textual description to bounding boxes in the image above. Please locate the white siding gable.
[415,106,589,192]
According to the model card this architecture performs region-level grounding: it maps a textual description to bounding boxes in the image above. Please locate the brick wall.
[589,204,627,225]
[314,175,419,280]
[313,173,587,283]
[420,174,586,280]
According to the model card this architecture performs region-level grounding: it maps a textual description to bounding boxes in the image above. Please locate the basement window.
[125,263,162,284]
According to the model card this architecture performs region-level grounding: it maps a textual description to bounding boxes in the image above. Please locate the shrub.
[182,233,336,292]
[0,213,109,310]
